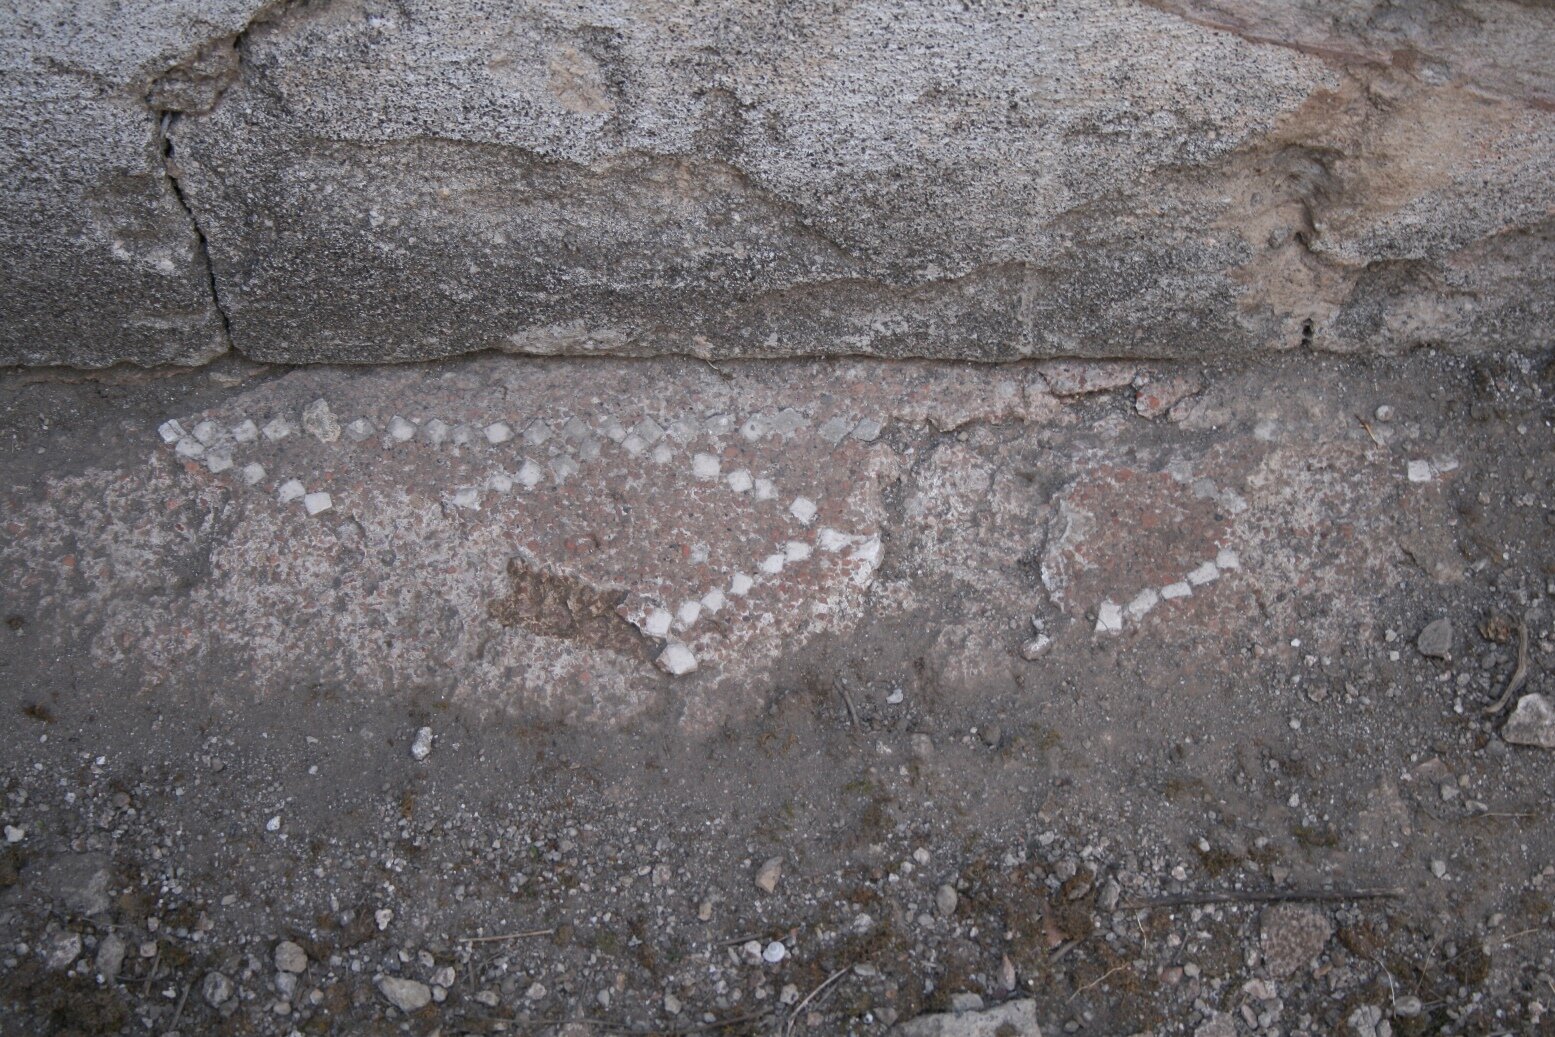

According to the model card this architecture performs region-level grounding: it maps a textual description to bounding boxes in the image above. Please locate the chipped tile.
[633,417,665,444]
[345,418,375,442]
[303,491,334,515]
[157,419,186,444]
[851,417,884,442]
[262,417,295,441]
[817,415,853,445]
[205,448,234,474]
[241,462,266,486]
[1186,561,1220,586]
[692,453,721,480]
[790,497,817,524]
[484,422,513,445]
[1125,588,1159,621]
[424,418,450,445]
[523,420,552,446]
[192,419,221,445]
[759,553,786,575]
[450,487,480,509]
[232,419,259,443]
[277,479,305,503]
[726,469,754,493]
[1161,581,1192,600]
[549,455,579,483]
[729,573,754,596]
[818,528,855,552]
[784,541,812,562]
[387,416,416,442]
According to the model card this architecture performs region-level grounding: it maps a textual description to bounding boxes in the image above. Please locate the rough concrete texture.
[5,351,1555,1034]
[4,0,1554,367]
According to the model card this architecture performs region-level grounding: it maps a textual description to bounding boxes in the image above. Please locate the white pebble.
[729,573,754,596]
[754,478,777,500]
[192,419,221,444]
[423,418,450,446]
[375,908,394,930]
[484,422,513,445]
[700,588,726,613]
[232,419,258,443]
[303,492,333,515]
[487,472,513,493]
[1095,601,1123,634]
[3,825,24,843]
[204,448,233,474]
[174,437,204,459]
[789,496,817,524]
[642,609,673,638]
[449,487,480,510]
[410,727,433,761]
[692,453,722,480]
[759,553,786,575]
[261,418,293,441]
[676,600,702,628]
[265,815,281,832]
[784,541,811,562]
[345,418,375,442]
[277,479,306,503]
[727,469,754,492]
[516,460,544,489]
[157,419,186,444]
[1407,459,1433,483]
[387,416,416,442]
[656,643,698,676]
[762,941,787,964]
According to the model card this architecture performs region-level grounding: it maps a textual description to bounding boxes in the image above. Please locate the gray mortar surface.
[2,350,1555,1035]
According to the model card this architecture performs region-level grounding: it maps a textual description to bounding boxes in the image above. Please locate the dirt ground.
[1,349,1553,1037]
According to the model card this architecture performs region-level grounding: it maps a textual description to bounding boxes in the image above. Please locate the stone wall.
[3,0,1552,368]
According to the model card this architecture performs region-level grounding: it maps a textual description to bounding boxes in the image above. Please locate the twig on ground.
[1483,617,1528,715]
[1126,887,1402,910]
[459,927,554,944]
[593,1010,770,1034]
[1357,416,1384,447]
[141,949,160,998]
[833,678,859,728]
[784,966,853,1037]
[167,978,193,1033]
[1070,964,1130,1001]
